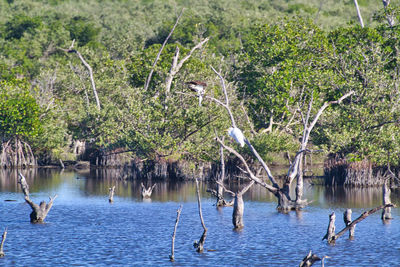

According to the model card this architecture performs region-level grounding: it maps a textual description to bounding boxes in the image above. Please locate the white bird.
[228,127,245,147]
[186,81,207,106]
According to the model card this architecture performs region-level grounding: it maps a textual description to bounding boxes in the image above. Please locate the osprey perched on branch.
[186,81,207,106]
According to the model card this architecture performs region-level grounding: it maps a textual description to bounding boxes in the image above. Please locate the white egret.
[228,127,245,147]
[186,81,207,106]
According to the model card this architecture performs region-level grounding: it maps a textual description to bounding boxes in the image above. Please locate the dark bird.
[186,81,207,106]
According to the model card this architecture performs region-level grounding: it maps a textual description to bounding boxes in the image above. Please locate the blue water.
[0,169,399,266]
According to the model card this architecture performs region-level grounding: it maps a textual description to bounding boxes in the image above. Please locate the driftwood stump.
[18,172,58,223]
[109,185,115,203]
[169,205,182,262]
[381,182,393,220]
[322,212,336,243]
[141,183,156,198]
[0,228,7,257]
[343,209,355,239]
[323,204,395,243]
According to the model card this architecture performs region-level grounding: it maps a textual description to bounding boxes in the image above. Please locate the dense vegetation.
[0,0,399,169]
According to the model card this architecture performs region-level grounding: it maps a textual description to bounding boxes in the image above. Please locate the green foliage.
[0,79,42,139]
[237,17,333,131]
[247,131,297,161]
[4,14,42,40]
[67,16,100,47]
[313,23,400,165]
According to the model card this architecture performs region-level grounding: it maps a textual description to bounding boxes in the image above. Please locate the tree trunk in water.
[18,172,57,223]
[216,137,227,206]
[169,205,182,262]
[0,228,7,257]
[343,209,355,239]
[193,179,207,253]
[109,185,115,203]
[381,182,392,220]
[232,193,244,229]
[141,183,156,198]
[25,196,58,223]
[295,156,304,206]
[322,212,336,244]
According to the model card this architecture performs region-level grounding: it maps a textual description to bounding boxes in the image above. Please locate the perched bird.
[228,127,245,147]
[186,81,207,106]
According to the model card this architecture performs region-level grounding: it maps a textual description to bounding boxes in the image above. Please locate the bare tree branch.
[215,136,277,193]
[145,9,184,91]
[353,0,364,28]
[165,37,209,96]
[60,41,101,110]
[169,205,182,261]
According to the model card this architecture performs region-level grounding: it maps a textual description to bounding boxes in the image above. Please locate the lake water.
[0,168,399,266]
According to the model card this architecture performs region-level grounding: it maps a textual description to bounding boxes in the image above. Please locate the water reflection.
[1,168,398,208]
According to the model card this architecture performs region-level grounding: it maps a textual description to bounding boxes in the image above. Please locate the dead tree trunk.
[216,179,255,229]
[208,137,233,207]
[169,205,182,262]
[208,66,353,213]
[216,139,226,206]
[232,193,245,229]
[109,185,115,203]
[323,204,395,243]
[193,178,207,252]
[18,172,57,223]
[344,209,355,239]
[381,181,392,220]
[141,183,156,198]
[0,228,7,257]
[322,212,336,243]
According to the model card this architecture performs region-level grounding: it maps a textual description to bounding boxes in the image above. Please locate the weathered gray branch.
[61,40,101,110]
[193,178,207,252]
[18,172,30,198]
[322,212,336,243]
[209,66,280,188]
[288,91,354,182]
[165,38,209,95]
[141,183,156,198]
[382,181,393,220]
[109,185,115,203]
[145,9,184,91]
[215,136,277,193]
[169,205,182,262]
[353,0,364,28]
[344,209,355,239]
[0,227,7,257]
[324,204,395,243]
[19,172,57,223]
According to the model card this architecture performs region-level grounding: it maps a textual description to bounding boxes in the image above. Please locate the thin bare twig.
[145,9,184,91]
